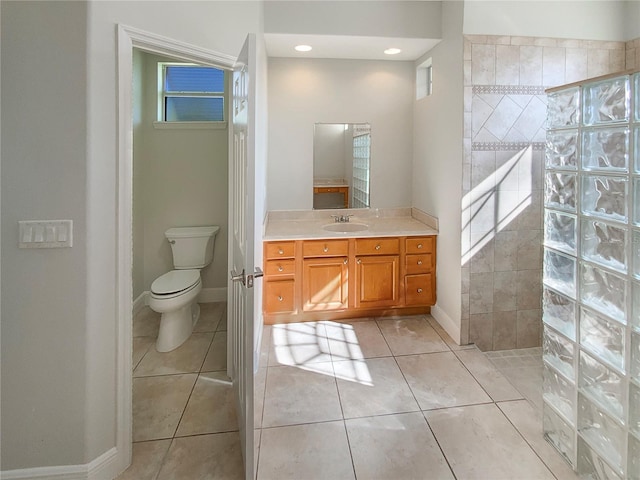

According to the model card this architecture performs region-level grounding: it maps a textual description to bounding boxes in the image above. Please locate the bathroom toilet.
[149,225,219,352]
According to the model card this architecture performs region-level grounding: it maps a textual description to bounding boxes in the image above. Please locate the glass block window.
[160,64,225,122]
[543,71,639,479]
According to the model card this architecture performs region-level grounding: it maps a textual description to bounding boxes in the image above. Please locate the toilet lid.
[151,269,200,295]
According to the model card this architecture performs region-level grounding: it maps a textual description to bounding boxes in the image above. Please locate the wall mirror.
[313,123,371,209]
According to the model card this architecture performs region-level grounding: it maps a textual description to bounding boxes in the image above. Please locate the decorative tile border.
[473,85,547,95]
[472,141,546,151]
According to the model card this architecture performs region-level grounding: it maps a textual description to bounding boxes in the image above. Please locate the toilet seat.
[151,269,200,296]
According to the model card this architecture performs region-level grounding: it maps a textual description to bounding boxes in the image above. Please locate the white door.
[229,34,258,480]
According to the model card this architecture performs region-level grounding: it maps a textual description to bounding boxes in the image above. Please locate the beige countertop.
[263,207,438,241]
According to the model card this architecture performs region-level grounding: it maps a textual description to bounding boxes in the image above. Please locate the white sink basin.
[322,223,369,233]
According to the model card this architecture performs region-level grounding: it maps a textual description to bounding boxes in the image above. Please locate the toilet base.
[156,302,201,352]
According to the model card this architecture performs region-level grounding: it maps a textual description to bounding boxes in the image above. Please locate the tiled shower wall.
[462,35,627,351]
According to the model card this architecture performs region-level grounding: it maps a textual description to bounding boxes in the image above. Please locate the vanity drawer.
[355,237,399,256]
[303,239,349,258]
[405,236,434,255]
[265,259,296,277]
[264,280,296,313]
[405,274,434,306]
[265,241,296,260]
[405,254,433,274]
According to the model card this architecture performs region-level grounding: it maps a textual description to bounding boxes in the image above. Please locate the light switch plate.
[19,220,73,248]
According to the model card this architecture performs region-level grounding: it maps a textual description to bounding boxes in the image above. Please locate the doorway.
[116,25,236,475]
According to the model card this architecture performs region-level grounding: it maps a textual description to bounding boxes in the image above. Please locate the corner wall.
[412,0,464,342]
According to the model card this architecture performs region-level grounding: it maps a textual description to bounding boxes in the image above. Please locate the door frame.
[115,24,235,474]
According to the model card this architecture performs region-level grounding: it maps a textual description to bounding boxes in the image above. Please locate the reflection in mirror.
[313,123,371,209]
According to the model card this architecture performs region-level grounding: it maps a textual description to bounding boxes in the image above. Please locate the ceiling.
[264,33,441,61]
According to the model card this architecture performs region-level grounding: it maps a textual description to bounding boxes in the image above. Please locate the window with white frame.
[416,58,433,100]
[158,63,225,122]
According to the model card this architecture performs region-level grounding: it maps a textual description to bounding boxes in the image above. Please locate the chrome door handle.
[246,267,264,288]
[230,269,246,285]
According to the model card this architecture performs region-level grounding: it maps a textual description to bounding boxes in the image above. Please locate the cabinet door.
[355,255,399,308]
[302,257,349,311]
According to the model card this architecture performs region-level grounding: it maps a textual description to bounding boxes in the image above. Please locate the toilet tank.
[165,226,220,269]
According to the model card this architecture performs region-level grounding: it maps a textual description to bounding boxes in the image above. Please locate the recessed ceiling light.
[384,48,402,55]
[295,45,312,52]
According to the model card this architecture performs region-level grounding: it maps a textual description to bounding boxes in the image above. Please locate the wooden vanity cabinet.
[263,234,436,323]
[354,238,400,308]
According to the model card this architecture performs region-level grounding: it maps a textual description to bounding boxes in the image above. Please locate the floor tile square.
[324,320,392,360]
[497,400,579,480]
[426,315,475,351]
[425,403,555,480]
[262,363,342,427]
[346,412,454,480]
[376,316,450,355]
[257,421,354,480]
[133,336,154,371]
[156,432,244,480]
[175,371,238,437]
[396,352,491,409]
[116,439,171,480]
[134,332,213,377]
[334,357,418,418]
[201,331,227,372]
[269,322,331,366]
[132,374,197,442]
[454,348,523,402]
[193,302,225,333]
[133,307,160,338]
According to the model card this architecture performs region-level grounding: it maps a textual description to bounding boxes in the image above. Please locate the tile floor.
[120,304,577,480]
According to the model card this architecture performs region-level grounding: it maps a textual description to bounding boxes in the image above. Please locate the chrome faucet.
[331,214,353,223]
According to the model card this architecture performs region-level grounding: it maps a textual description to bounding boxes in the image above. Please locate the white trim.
[430,303,462,346]
[1,448,118,480]
[116,24,236,478]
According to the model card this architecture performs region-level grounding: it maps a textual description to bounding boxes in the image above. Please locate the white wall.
[133,51,229,299]
[413,0,464,342]
[133,49,146,299]
[626,0,640,40]
[1,0,263,472]
[1,1,88,469]
[265,0,442,39]
[464,1,628,41]
[268,57,414,211]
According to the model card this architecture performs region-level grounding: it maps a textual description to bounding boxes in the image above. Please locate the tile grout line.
[495,401,562,480]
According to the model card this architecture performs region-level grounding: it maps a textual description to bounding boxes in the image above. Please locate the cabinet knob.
[417,243,423,249]
[277,295,283,302]
[323,245,329,253]
[278,249,284,255]
[344,259,348,265]
[357,259,362,264]
[417,288,423,293]
[375,245,381,250]
[278,265,284,272]
[417,260,423,265]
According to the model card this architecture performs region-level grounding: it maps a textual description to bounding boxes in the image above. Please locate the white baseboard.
[133,291,147,315]
[198,287,227,303]
[431,304,462,346]
[1,448,119,480]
